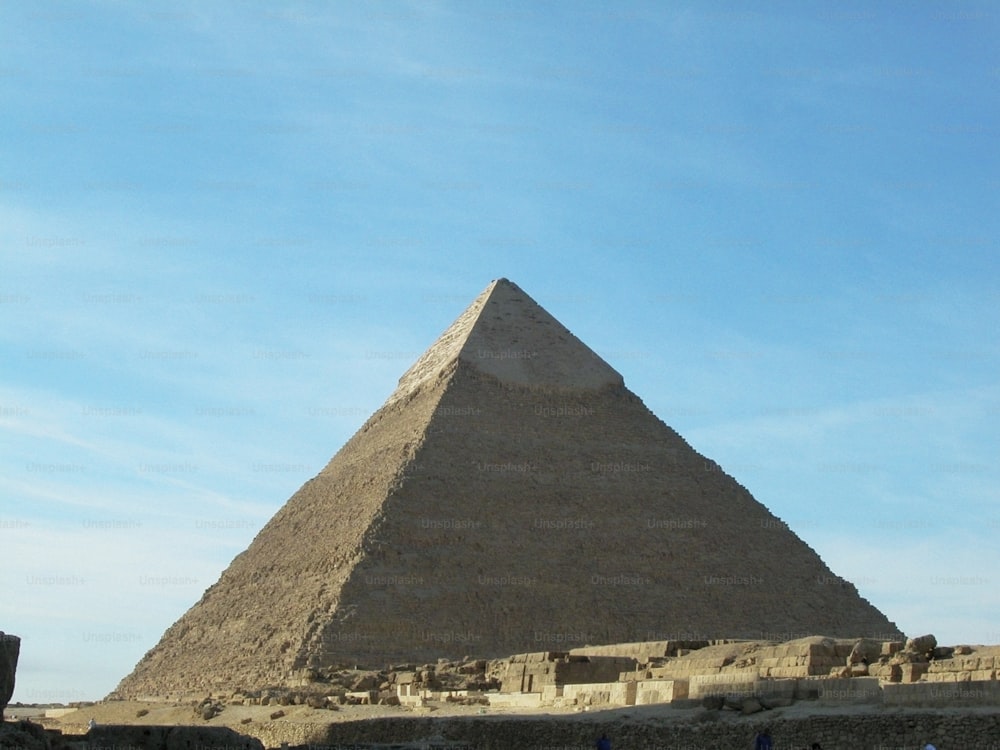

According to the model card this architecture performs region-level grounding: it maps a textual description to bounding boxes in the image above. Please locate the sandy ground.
[39,696,1000,738]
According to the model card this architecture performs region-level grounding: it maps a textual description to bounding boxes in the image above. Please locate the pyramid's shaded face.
[115,279,898,697]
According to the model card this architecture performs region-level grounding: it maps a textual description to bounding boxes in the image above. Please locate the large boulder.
[847,638,882,665]
[0,632,21,721]
[905,634,937,657]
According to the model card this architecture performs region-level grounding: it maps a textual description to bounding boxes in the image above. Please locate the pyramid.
[116,279,898,696]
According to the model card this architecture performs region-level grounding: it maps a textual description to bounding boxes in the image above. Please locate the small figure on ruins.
[754,727,774,750]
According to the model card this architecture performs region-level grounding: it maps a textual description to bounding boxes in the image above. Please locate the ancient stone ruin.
[462,634,1000,713]
[115,278,899,697]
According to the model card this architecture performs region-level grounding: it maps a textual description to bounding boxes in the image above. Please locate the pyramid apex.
[392,280,622,400]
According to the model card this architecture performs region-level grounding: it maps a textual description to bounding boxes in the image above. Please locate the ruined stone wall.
[240,710,1000,750]
[493,653,639,693]
[570,640,716,662]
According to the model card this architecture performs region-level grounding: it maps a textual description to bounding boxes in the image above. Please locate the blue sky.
[2,1,998,702]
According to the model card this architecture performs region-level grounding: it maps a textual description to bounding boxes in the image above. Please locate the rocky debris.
[182,661,494,710]
[701,694,771,715]
[722,696,743,711]
[458,659,487,674]
[350,674,378,691]
[194,697,223,721]
[0,632,20,721]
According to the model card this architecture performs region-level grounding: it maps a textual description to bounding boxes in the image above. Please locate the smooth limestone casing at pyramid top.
[115,279,899,697]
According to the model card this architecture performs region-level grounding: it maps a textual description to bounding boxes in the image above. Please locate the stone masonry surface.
[115,279,899,698]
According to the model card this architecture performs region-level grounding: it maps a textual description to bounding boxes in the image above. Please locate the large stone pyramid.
[116,279,898,696]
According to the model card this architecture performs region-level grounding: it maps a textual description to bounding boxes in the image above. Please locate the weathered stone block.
[806,641,837,658]
[635,679,688,705]
[833,643,855,658]
[767,666,810,679]
[487,691,543,708]
[881,641,905,656]
[880,664,902,682]
[689,671,758,699]
[899,663,928,683]
[562,680,636,707]
[924,672,956,683]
